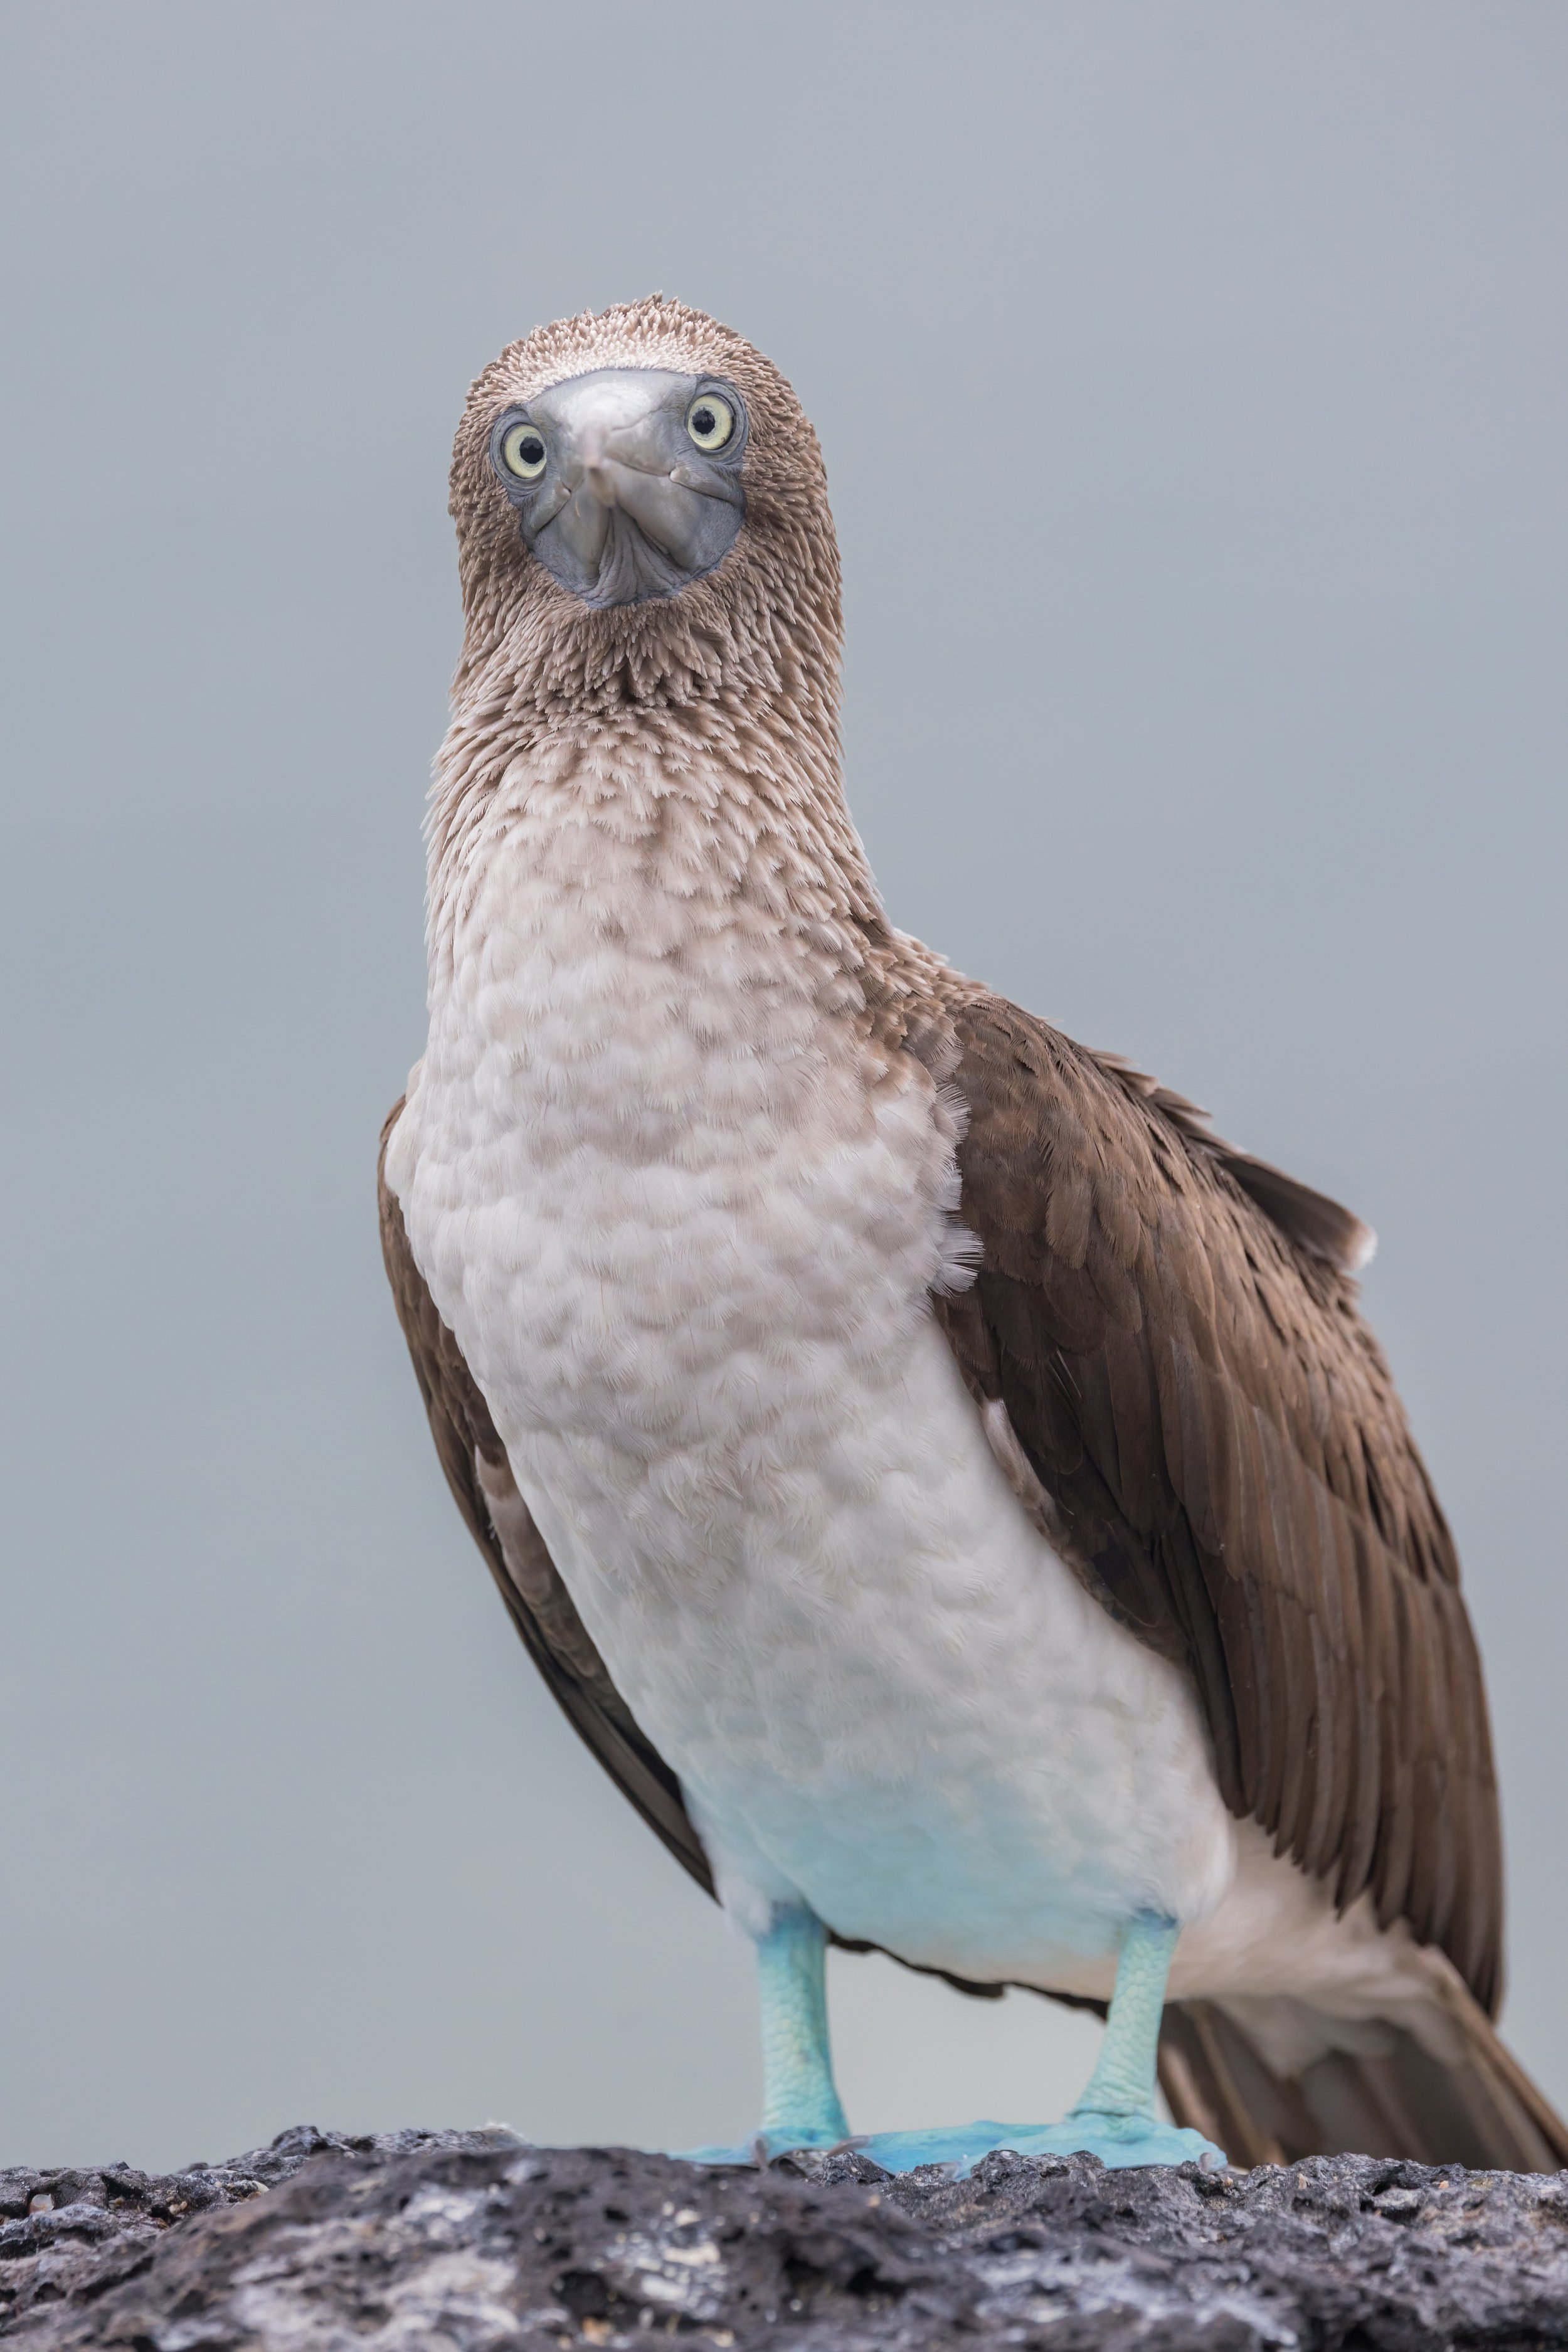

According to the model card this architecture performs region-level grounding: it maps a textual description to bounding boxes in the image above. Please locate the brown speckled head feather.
[447,297,842,724]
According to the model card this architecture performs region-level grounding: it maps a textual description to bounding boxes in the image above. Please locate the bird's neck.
[424,633,886,994]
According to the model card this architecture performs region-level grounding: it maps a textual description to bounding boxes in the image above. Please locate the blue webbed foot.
[687,1909,1226,2178]
[677,2112,1224,2177]
[848,2112,1225,2178]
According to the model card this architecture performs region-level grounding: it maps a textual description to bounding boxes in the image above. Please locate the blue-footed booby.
[380,296,1567,2174]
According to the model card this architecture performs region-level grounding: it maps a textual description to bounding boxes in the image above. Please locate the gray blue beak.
[489,367,748,608]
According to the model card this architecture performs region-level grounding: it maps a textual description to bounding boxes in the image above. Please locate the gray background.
[1,1,1563,2171]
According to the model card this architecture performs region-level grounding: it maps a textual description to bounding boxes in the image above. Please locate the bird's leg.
[675,1903,851,2166]
[1065,1910,1179,2134]
[1013,1910,1224,2167]
[754,1904,851,2153]
[679,1907,1226,2177]
[847,1912,1227,2179]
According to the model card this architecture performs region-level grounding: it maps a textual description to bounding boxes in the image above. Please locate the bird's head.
[448,297,840,709]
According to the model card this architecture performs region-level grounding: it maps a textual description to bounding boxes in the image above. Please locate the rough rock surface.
[3,2128,1567,2350]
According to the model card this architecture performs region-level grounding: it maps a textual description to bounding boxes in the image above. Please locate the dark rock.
[2,2130,1565,2349]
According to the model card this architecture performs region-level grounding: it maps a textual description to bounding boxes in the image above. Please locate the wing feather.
[931,993,1502,2011]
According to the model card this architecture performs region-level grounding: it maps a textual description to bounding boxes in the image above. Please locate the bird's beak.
[499,368,745,610]
[546,378,733,581]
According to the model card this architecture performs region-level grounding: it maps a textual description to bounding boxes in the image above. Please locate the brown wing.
[378,1100,714,1895]
[931,993,1503,2011]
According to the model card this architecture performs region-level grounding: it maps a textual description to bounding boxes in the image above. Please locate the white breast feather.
[388,748,1421,2014]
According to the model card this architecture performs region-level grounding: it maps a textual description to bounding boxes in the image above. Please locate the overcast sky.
[1,2,1564,2170]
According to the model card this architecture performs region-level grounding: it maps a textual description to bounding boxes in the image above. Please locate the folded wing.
[931,993,1502,2012]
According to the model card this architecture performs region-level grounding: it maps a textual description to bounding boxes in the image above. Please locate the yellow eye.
[686,393,734,452]
[501,420,548,480]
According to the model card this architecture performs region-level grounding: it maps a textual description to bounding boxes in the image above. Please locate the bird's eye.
[686,393,734,452]
[501,421,548,480]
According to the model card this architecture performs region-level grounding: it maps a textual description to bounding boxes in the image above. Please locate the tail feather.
[1159,1989,1568,2172]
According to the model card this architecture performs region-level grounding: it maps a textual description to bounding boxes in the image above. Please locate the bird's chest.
[395,827,955,1591]
[391,815,1234,1966]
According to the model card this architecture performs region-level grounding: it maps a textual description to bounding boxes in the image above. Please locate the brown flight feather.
[928,990,1502,2011]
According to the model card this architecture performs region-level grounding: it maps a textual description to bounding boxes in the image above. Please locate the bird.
[379,294,1568,2175]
